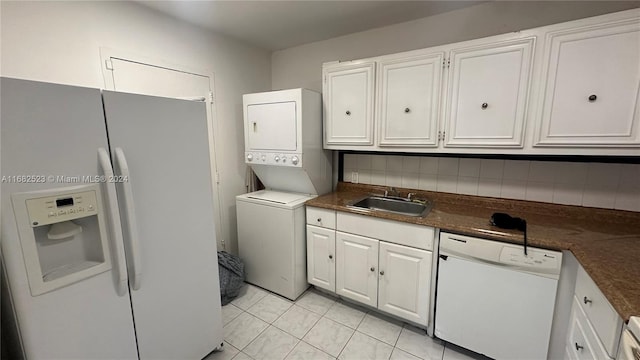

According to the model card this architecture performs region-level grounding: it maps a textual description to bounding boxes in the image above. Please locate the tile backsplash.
[343,154,640,212]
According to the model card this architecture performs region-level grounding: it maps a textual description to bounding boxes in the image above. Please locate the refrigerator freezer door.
[102,91,223,359]
[0,78,138,359]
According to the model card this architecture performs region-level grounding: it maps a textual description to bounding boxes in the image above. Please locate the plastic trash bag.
[217,251,245,305]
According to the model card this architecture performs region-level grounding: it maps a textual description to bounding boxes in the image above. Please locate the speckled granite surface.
[306,182,640,322]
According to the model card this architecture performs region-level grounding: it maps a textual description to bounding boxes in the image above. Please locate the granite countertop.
[306,182,640,322]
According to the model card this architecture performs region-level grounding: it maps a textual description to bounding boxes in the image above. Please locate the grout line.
[280,338,301,360]
[299,339,338,359]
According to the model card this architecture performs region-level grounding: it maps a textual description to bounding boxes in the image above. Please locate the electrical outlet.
[352,171,359,184]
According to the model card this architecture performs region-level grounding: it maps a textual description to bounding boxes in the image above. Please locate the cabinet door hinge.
[443,58,450,69]
[105,59,114,70]
[209,91,215,104]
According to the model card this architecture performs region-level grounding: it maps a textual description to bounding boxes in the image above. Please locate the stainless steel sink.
[347,195,433,217]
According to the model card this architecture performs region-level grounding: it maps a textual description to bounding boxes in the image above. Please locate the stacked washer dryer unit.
[236,89,332,300]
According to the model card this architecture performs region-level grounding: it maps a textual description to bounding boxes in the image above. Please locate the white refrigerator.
[1,78,223,359]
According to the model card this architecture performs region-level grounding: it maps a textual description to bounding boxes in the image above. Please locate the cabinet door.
[444,37,534,148]
[246,101,297,151]
[566,297,612,360]
[378,242,431,326]
[378,53,444,147]
[335,232,378,307]
[535,19,640,147]
[323,62,375,146]
[306,225,335,292]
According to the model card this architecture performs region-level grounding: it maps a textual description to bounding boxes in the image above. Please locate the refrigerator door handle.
[98,148,128,296]
[114,148,142,290]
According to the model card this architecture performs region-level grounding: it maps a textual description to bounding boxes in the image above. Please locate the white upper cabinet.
[534,17,640,147]
[444,37,534,148]
[323,61,375,146]
[378,53,444,147]
[321,9,640,155]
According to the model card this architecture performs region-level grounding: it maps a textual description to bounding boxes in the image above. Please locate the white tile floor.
[206,283,484,360]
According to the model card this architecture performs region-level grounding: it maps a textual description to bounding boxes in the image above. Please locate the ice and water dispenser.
[12,184,112,296]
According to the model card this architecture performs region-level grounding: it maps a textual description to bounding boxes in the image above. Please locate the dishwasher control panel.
[440,232,562,277]
[499,247,560,272]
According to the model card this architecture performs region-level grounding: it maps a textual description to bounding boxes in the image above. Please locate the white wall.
[1,1,273,254]
[272,1,639,91]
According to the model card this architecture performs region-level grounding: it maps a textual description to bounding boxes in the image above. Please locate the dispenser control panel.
[26,190,98,227]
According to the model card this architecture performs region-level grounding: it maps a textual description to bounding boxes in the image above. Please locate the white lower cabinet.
[378,242,431,326]
[306,225,336,292]
[305,207,435,327]
[336,232,379,307]
[566,296,611,360]
[334,230,432,325]
[565,265,624,360]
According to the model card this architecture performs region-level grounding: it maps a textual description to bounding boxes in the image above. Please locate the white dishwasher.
[435,232,562,360]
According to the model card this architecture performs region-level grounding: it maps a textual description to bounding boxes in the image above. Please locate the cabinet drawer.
[575,267,623,357]
[337,212,434,251]
[306,207,336,229]
[567,295,612,360]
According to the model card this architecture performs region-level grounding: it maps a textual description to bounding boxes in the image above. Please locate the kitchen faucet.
[384,187,400,197]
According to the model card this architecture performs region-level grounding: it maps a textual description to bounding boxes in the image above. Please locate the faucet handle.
[384,190,389,197]
[407,193,417,201]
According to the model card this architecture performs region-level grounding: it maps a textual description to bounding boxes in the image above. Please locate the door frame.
[99,47,225,251]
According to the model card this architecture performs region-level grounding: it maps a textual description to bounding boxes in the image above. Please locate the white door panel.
[379,54,443,147]
[445,38,534,147]
[435,255,557,359]
[306,225,336,292]
[536,20,640,146]
[102,92,223,359]
[0,78,138,359]
[378,242,431,326]
[336,232,378,307]
[324,62,375,145]
[247,101,297,151]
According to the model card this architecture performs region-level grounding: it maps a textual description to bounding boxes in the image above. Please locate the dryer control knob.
[247,154,253,162]
[291,156,299,165]
[274,155,280,162]
[282,156,287,163]
[261,154,266,161]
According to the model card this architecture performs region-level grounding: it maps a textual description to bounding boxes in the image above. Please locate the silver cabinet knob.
[317,218,322,222]
[370,267,375,272]
[379,271,384,275]
[329,254,333,259]
[583,296,592,304]
[481,103,488,109]
[346,110,351,116]
[404,108,410,113]
[588,94,597,102]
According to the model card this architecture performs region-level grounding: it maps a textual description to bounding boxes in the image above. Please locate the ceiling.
[137,1,483,51]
